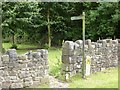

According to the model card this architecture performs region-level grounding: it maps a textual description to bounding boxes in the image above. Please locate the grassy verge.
[69,67,118,88]
[48,47,62,77]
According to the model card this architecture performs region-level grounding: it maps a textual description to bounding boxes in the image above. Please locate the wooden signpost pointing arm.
[71,12,86,79]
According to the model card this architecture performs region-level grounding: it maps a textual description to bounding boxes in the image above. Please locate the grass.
[48,47,62,77]
[2,42,38,49]
[69,67,118,88]
[2,43,118,88]
[2,42,38,54]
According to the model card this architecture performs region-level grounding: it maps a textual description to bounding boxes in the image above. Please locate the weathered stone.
[8,70,17,76]
[33,81,40,86]
[32,52,41,59]
[40,49,48,59]
[0,82,2,88]
[25,50,33,60]
[2,80,12,88]
[10,83,23,88]
[18,71,30,78]
[18,55,27,60]
[24,77,32,82]
[6,49,18,61]
[0,76,4,82]
[62,64,74,72]
[23,81,33,87]
[40,76,49,84]
[33,77,41,81]
[0,60,2,66]
[62,41,75,55]
[0,70,4,76]
[3,71,9,76]
[62,55,75,64]
[1,55,9,63]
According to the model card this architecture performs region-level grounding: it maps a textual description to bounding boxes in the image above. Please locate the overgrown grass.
[3,43,38,49]
[48,47,62,77]
[69,67,118,88]
[2,43,38,54]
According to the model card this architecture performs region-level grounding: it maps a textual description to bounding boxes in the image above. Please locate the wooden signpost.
[0,2,2,59]
[71,12,86,79]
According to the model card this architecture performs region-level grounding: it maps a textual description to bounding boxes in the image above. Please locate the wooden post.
[47,9,51,48]
[0,2,2,57]
[82,12,85,79]
[71,12,86,79]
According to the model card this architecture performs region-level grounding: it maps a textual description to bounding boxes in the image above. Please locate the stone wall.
[0,49,49,89]
[61,39,119,78]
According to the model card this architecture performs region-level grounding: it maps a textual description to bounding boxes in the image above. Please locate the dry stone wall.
[0,49,49,89]
[61,39,119,78]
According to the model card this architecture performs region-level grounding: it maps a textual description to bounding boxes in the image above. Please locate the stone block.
[10,83,23,88]
[40,76,49,84]
[25,50,33,60]
[0,60,2,66]
[8,70,17,76]
[24,77,33,82]
[3,71,9,76]
[33,81,40,86]
[18,71,30,79]
[1,55,9,63]
[18,55,27,60]
[76,56,82,63]
[75,40,83,46]
[40,49,48,59]
[23,81,33,87]
[2,80,12,88]
[62,64,74,72]
[62,41,74,55]
[62,55,75,64]
[33,77,41,81]
[32,52,42,60]
[0,76,4,82]
[27,62,33,67]
[6,49,18,61]
[0,82,2,88]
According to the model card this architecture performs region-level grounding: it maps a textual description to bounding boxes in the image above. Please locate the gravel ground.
[49,76,69,88]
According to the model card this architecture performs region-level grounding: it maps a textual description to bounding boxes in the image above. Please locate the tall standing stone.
[6,49,18,61]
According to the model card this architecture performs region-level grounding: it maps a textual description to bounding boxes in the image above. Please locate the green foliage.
[43,43,49,50]
[48,48,62,77]
[10,44,18,49]
[2,48,5,54]
[2,2,119,46]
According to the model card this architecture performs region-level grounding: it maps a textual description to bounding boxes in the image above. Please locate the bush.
[10,44,18,49]
[3,39,10,43]
[2,48,5,54]
[43,43,49,50]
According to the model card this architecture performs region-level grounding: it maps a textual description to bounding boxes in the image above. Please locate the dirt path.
[49,76,69,88]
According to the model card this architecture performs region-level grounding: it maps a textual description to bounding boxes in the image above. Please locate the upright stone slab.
[6,49,18,61]
[62,41,74,56]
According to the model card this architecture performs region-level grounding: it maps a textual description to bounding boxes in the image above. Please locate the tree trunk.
[12,34,15,45]
[47,9,51,48]
[0,22,2,56]
[0,2,2,55]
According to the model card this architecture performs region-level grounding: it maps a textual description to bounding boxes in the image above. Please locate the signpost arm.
[82,12,85,79]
